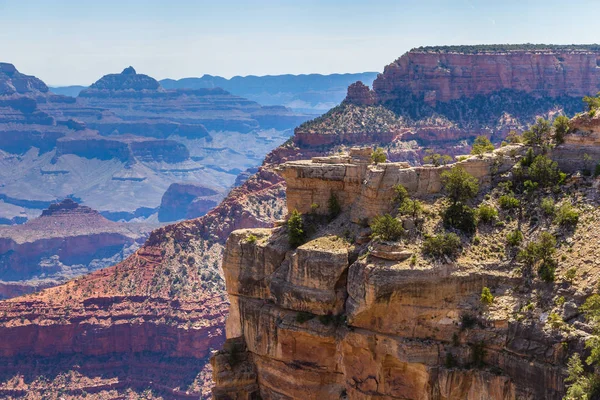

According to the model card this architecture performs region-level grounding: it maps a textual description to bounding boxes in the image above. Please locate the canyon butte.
[2,44,600,399]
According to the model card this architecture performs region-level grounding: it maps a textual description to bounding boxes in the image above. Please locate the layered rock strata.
[374,46,600,104]
[212,146,576,400]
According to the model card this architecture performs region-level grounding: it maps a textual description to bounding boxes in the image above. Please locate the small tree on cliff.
[440,165,479,234]
[441,165,479,204]
[424,149,452,167]
[471,136,495,157]
[583,92,600,115]
[523,118,552,150]
[287,209,305,248]
[552,116,571,145]
[371,147,387,164]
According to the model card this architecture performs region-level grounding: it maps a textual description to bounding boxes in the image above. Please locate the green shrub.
[523,118,552,148]
[541,197,555,216]
[443,203,477,234]
[505,130,523,144]
[393,184,408,204]
[477,204,498,224]
[246,234,257,244]
[327,192,342,220]
[471,135,495,156]
[564,267,577,284]
[518,232,557,281]
[552,115,571,144]
[498,194,520,210]
[595,162,600,178]
[423,233,461,258]
[371,147,387,164]
[424,149,452,166]
[398,198,424,219]
[370,214,404,241]
[506,230,524,247]
[441,165,479,203]
[548,312,564,329]
[287,209,306,248]
[520,148,535,167]
[481,287,494,305]
[554,203,579,228]
[583,92,600,112]
[296,311,315,323]
[538,261,556,282]
[529,155,564,187]
[523,179,539,194]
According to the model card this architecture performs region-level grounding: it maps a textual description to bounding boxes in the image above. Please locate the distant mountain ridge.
[51,72,379,114]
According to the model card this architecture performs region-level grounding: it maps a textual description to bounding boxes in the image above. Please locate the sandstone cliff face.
[212,145,592,400]
[373,48,600,104]
[552,112,600,172]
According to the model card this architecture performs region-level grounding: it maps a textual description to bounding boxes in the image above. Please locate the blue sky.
[1,0,599,85]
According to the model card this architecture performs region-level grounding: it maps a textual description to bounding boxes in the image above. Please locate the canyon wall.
[373,47,600,104]
[212,136,600,399]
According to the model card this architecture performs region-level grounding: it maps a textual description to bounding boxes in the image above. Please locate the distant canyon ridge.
[51,72,380,114]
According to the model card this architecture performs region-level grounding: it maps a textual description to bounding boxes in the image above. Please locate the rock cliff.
[374,45,600,104]
[213,141,600,399]
[294,45,600,155]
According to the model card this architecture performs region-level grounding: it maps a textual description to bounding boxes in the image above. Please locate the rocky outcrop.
[344,81,376,106]
[0,62,49,95]
[158,182,222,222]
[82,66,161,92]
[212,146,577,400]
[373,46,600,104]
[552,112,600,172]
[279,146,522,223]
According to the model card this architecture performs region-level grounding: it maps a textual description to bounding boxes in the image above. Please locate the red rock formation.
[374,47,600,104]
[0,200,149,298]
[344,81,376,106]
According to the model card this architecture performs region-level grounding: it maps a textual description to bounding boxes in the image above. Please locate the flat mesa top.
[411,44,600,54]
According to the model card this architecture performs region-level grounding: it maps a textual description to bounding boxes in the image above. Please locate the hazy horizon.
[2,0,600,85]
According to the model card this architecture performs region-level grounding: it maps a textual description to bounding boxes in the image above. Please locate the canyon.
[0,63,313,295]
[1,45,600,398]
[0,63,310,225]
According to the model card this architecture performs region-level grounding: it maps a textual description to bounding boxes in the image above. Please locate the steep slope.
[212,127,600,399]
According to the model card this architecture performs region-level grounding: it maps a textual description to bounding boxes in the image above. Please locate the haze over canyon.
[1,42,600,400]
